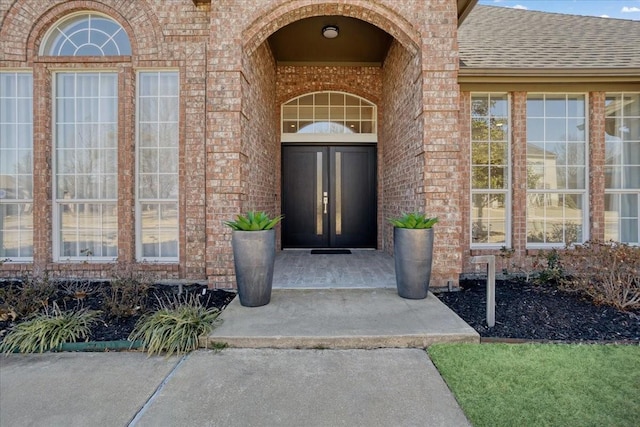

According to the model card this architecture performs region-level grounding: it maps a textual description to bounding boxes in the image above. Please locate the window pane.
[623,94,640,116]
[43,14,131,56]
[470,94,510,246]
[140,203,178,259]
[545,95,566,117]
[526,94,587,246]
[282,92,376,135]
[527,118,544,141]
[1,72,33,260]
[54,73,117,260]
[605,92,640,242]
[137,72,179,259]
[605,192,639,243]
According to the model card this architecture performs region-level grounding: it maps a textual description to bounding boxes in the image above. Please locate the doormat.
[310,249,352,254]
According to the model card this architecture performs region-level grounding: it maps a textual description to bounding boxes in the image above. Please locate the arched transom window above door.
[40,12,132,56]
[282,92,377,143]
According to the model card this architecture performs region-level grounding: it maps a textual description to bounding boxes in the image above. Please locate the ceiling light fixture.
[322,25,339,39]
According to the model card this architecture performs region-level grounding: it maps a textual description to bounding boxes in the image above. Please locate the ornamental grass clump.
[129,293,221,357]
[388,212,438,229]
[0,304,100,354]
[224,211,283,231]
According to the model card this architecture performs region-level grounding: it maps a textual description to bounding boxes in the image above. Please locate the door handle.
[323,192,328,214]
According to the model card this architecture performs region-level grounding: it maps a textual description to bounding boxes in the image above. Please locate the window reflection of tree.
[471,96,508,244]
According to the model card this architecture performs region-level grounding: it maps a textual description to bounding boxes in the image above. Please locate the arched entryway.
[206,0,463,288]
[281,91,377,248]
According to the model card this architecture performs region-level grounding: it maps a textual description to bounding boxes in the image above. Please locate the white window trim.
[526,92,590,249]
[135,70,180,263]
[39,11,131,57]
[0,71,34,262]
[52,71,118,262]
[470,92,512,249]
[281,91,378,143]
[604,91,640,245]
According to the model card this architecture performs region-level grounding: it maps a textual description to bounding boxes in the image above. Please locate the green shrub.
[559,241,640,310]
[533,248,563,285]
[388,212,438,229]
[0,304,100,354]
[129,294,221,357]
[224,211,283,231]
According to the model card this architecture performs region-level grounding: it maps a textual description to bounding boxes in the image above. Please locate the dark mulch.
[0,282,236,343]
[436,278,640,342]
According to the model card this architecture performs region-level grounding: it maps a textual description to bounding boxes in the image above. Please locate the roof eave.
[458,0,479,25]
[459,67,640,82]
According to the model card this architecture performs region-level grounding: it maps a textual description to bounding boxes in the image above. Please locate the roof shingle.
[459,5,640,70]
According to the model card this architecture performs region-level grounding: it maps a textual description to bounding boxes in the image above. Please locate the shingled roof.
[459,5,640,73]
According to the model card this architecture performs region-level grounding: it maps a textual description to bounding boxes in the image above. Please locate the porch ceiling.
[267,16,393,66]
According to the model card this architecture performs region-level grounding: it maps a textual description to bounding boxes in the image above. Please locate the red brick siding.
[3,0,466,288]
[381,41,424,251]
[589,92,606,241]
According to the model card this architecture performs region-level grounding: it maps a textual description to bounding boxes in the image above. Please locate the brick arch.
[243,0,420,58]
[2,0,162,62]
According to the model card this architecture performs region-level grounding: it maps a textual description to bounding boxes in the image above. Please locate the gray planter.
[231,229,276,307]
[393,227,434,299]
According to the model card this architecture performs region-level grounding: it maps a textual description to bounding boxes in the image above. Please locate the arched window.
[282,92,377,143]
[41,13,131,56]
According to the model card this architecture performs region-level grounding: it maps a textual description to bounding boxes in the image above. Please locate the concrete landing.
[203,288,479,349]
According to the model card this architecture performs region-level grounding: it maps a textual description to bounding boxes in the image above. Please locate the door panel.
[282,145,376,248]
[330,147,376,247]
[282,146,328,247]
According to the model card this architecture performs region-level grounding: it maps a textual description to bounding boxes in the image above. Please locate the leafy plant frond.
[388,212,438,229]
[129,293,221,357]
[224,211,283,231]
[0,303,101,354]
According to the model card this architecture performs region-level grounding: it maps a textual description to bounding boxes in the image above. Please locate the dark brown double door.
[282,145,377,248]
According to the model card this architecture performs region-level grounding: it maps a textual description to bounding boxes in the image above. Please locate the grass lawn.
[428,343,640,427]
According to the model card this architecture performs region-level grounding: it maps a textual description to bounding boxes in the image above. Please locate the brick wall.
[381,41,424,247]
[242,44,279,224]
[1,0,209,281]
[1,0,464,288]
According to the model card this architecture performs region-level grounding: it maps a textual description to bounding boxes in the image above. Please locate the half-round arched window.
[41,12,131,56]
[282,92,377,143]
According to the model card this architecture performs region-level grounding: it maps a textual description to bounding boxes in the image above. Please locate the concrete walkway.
[204,288,479,349]
[0,289,477,426]
[0,349,471,426]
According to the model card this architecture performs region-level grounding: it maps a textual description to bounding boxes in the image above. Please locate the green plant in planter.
[388,212,438,299]
[224,211,283,231]
[224,211,283,307]
[388,212,438,229]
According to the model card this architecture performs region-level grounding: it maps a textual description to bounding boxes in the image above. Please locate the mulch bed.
[0,282,236,343]
[436,278,640,342]
[3,278,638,344]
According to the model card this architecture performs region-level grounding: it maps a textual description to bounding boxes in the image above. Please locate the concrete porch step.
[202,288,479,349]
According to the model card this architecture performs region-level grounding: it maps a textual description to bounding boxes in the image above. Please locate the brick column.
[205,4,247,288]
[183,45,208,279]
[419,1,462,287]
[459,91,472,267]
[117,65,135,264]
[511,92,528,259]
[589,92,606,241]
[32,63,52,272]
